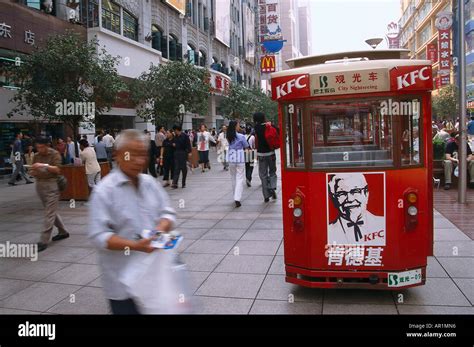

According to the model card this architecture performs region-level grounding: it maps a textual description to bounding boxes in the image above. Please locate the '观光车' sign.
[310,69,389,96]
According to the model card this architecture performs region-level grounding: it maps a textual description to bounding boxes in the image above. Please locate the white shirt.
[196,131,215,151]
[217,132,229,151]
[102,134,115,148]
[328,211,385,246]
[80,147,101,174]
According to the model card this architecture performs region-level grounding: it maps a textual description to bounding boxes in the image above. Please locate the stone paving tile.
[0,308,42,314]
[213,219,254,229]
[250,300,322,314]
[86,276,103,288]
[250,219,284,230]
[0,278,34,300]
[452,278,474,305]
[394,278,472,306]
[426,257,448,278]
[184,240,236,255]
[232,240,280,256]
[2,282,81,312]
[241,229,283,241]
[191,296,253,314]
[214,255,273,274]
[200,228,246,241]
[257,275,323,303]
[436,257,474,278]
[180,219,220,229]
[42,264,101,285]
[224,212,262,220]
[60,234,94,248]
[75,250,100,265]
[276,241,284,256]
[178,228,209,240]
[195,273,265,299]
[434,241,474,257]
[324,288,395,305]
[179,253,225,272]
[39,246,95,263]
[268,256,285,275]
[47,286,110,314]
[176,239,196,253]
[434,228,471,241]
[397,305,474,314]
[186,271,210,294]
[323,304,398,315]
[0,260,70,281]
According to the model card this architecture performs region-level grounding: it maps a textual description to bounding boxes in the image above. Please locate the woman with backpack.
[253,112,280,202]
[226,120,249,208]
[244,126,256,187]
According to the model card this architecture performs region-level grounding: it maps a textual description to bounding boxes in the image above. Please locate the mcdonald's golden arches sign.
[261,55,276,73]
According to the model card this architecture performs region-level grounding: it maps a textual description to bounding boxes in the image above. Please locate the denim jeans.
[257,153,277,199]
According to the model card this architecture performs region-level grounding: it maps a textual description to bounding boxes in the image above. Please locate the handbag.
[57,175,67,191]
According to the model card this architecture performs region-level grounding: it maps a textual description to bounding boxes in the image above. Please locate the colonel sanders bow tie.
[347,220,364,242]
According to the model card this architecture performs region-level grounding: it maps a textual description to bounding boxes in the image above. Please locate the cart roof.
[271,58,431,79]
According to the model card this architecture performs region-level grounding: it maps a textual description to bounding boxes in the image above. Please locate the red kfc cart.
[271,49,434,289]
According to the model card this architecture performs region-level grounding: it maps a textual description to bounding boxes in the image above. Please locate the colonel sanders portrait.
[327,173,385,246]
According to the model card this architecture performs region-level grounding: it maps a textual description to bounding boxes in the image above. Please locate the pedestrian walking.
[144,130,158,178]
[253,112,279,202]
[155,126,166,176]
[160,130,175,187]
[216,125,229,171]
[55,138,67,165]
[226,120,249,208]
[65,136,80,164]
[94,136,108,163]
[196,124,216,172]
[80,139,101,193]
[8,132,33,186]
[244,126,256,187]
[103,130,115,165]
[30,137,70,252]
[88,129,176,314]
[171,125,192,189]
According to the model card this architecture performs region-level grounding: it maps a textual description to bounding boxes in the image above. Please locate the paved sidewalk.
[0,151,472,315]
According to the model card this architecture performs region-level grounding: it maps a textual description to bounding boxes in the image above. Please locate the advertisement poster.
[165,0,185,15]
[327,172,386,246]
[215,0,231,47]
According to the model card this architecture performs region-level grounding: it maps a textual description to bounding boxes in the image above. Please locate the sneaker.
[246,180,251,187]
[52,232,70,242]
[163,182,170,187]
[182,184,186,188]
[37,242,48,252]
[271,191,277,200]
[7,182,16,186]
[235,201,241,208]
[26,181,34,184]
[444,184,451,190]
[171,185,178,189]
[264,197,270,203]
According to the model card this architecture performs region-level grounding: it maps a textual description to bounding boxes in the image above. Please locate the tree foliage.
[8,31,124,133]
[219,83,278,124]
[432,84,458,120]
[130,61,211,126]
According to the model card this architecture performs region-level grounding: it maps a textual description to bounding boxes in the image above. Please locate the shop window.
[123,10,138,41]
[81,0,99,28]
[401,98,422,166]
[102,0,121,35]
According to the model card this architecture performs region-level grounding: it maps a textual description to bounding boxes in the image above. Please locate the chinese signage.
[326,244,385,267]
[385,22,400,49]
[436,11,453,87]
[258,0,282,43]
[0,22,35,45]
[426,43,438,63]
[164,0,185,15]
[209,71,231,96]
[261,55,276,73]
[310,69,389,96]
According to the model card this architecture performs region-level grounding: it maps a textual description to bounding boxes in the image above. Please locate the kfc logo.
[391,66,432,91]
[272,74,310,100]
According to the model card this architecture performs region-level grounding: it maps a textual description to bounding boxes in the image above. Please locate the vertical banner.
[426,43,438,63]
[435,12,453,87]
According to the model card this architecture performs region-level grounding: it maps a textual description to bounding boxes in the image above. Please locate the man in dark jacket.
[253,112,277,202]
[171,125,192,188]
[144,130,158,177]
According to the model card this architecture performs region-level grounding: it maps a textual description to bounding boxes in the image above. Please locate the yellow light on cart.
[407,193,417,203]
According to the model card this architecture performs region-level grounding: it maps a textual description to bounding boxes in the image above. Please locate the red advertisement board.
[271,74,310,100]
[389,65,432,91]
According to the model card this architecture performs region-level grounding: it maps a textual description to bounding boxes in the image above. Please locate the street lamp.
[365,38,383,49]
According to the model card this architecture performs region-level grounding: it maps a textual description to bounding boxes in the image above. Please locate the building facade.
[398,0,452,90]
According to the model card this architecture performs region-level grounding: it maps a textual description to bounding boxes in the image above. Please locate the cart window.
[401,100,422,166]
[284,104,305,168]
[310,99,394,168]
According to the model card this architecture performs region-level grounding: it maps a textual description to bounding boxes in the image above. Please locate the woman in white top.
[79,139,101,192]
[196,124,216,172]
[216,125,229,171]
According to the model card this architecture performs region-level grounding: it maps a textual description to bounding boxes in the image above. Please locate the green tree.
[432,84,458,120]
[131,61,211,126]
[219,84,278,124]
[8,31,124,155]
